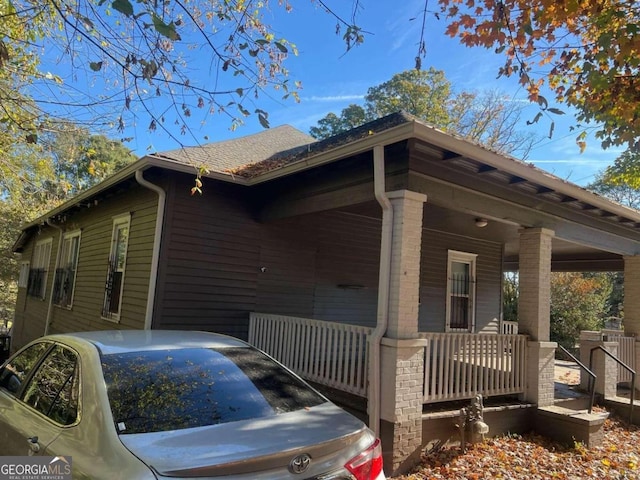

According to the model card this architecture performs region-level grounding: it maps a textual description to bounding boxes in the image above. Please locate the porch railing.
[248,313,371,397]
[419,332,528,404]
[601,330,636,384]
[500,321,519,335]
[249,313,529,405]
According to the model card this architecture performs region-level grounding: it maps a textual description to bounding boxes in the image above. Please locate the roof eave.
[409,122,640,223]
[15,156,249,237]
[241,122,419,185]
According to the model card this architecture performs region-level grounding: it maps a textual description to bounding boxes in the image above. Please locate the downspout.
[369,144,393,437]
[135,169,166,330]
[44,220,64,336]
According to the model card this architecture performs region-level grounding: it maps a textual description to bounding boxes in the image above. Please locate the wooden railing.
[249,313,529,404]
[500,321,519,335]
[248,313,371,397]
[601,330,636,384]
[419,332,528,404]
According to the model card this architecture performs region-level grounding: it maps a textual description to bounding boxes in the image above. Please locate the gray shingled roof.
[154,125,316,173]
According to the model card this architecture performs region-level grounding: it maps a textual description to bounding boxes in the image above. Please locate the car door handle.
[27,436,40,453]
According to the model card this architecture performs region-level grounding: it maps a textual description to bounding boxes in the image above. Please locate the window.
[102,214,130,320]
[22,345,79,425]
[446,250,477,332]
[100,347,325,434]
[18,262,30,288]
[0,342,52,396]
[27,239,53,299]
[53,231,81,308]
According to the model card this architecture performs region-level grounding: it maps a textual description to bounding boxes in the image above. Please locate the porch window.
[446,250,477,332]
[27,239,53,299]
[102,214,130,321]
[53,231,81,308]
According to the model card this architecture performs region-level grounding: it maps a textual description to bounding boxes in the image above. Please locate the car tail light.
[345,438,383,480]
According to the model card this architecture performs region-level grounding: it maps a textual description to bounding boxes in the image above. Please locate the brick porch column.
[623,256,640,389]
[379,190,427,475]
[518,228,556,406]
[579,339,618,399]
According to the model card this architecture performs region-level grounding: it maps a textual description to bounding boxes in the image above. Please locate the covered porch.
[239,115,640,475]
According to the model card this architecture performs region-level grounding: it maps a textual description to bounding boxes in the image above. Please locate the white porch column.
[518,228,556,407]
[623,256,640,389]
[379,190,427,475]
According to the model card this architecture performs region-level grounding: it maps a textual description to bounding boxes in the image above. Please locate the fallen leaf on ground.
[392,411,640,480]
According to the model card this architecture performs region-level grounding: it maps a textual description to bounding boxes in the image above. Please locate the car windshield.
[100,346,325,434]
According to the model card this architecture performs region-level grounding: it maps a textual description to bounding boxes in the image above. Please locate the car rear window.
[100,347,325,434]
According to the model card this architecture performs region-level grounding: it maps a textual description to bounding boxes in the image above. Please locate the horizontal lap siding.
[311,212,380,327]
[253,211,380,328]
[12,184,159,348]
[13,239,54,347]
[255,222,317,317]
[420,229,502,333]
[153,177,259,339]
[56,188,158,332]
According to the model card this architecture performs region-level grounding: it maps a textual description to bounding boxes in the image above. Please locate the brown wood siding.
[419,229,502,333]
[256,223,317,318]
[254,211,380,328]
[311,212,380,327]
[153,175,259,340]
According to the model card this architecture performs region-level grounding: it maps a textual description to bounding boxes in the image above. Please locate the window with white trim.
[102,215,130,320]
[446,250,477,332]
[53,231,81,308]
[27,239,53,299]
[18,262,30,288]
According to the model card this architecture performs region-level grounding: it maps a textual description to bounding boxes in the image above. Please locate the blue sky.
[49,1,624,186]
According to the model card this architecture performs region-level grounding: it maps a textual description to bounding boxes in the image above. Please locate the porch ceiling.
[338,201,624,272]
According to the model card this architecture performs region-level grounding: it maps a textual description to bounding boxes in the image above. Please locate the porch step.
[602,395,640,426]
[536,405,609,448]
[553,393,593,411]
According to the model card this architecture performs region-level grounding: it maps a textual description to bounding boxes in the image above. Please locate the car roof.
[48,330,250,355]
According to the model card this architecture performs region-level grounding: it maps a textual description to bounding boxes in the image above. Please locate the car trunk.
[118,402,373,479]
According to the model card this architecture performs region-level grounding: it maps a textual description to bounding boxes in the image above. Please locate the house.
[12,112,640,475]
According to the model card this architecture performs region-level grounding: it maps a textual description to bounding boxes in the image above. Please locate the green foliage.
[40,128,137,196]
[550,273,611,351]
[599,149,640,191]
[0,128,135,324]
[309,105,366,139]
[502,272,519,323]
[364,68,453,126]
[1,0,310,144]
[310,69,538,158]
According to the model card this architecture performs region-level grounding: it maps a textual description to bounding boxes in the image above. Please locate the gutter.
[43,219,64,336]
[134,170,166,330]
[369,144,393,437]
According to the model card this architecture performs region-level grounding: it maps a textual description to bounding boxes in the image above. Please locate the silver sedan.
[0,330,385,480]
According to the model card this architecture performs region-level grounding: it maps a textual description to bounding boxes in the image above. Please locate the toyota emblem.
[289,453,312,474]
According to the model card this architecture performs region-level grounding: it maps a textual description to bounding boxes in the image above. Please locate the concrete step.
[602,396,640,425]
[553,394,593,411]
[536,405,609,448]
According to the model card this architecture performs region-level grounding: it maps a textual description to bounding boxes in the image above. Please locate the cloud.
[303,94,365,102]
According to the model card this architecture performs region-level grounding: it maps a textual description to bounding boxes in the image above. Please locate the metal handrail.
[557,345,597,414]
[590,346,636,424]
